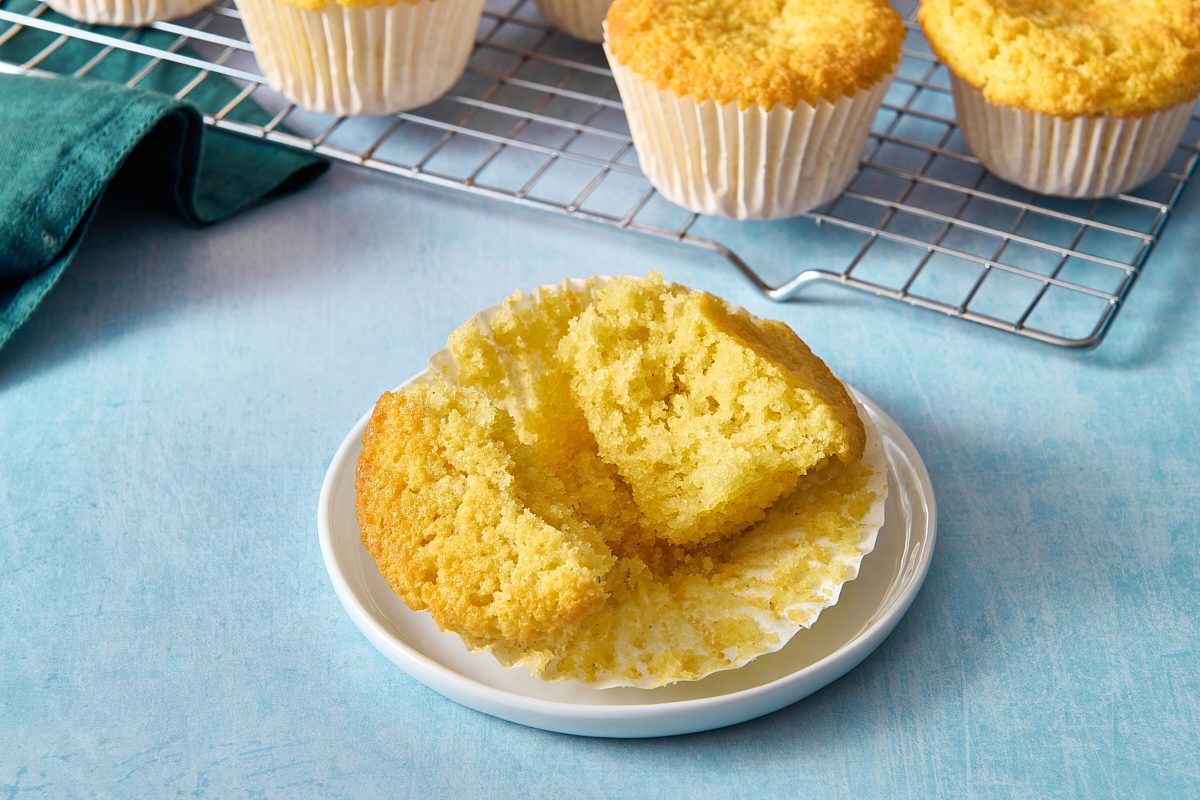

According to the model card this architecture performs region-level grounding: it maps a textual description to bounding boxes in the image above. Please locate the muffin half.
[356,381,615,650]
[558,274,865,546]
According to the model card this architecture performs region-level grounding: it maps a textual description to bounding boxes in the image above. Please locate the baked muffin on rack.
[603,0,904,219]
[237,0,486,115]
[43,0,209,26]
[919,0,1200,197]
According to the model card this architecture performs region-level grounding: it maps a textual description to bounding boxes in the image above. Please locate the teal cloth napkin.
[0,0,328,351]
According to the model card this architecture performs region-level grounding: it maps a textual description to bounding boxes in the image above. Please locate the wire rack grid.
[2,0,1198,348]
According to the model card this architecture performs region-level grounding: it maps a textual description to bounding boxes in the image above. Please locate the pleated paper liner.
[43,0,209,25]
[237,0,485,116]
[950,74,1194,199]
[533,0,610,43]
[604,48,894,221]
[422,276,888,688]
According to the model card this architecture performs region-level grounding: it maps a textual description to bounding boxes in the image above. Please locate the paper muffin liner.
[237,0,486,116]
[604,47,893,220]
[950,74,1194,198]
[533,0,610,43]
[43,0,208,25]
[423,276,889,688]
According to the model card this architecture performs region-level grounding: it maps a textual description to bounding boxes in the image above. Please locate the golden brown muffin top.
[919,0,1200,117]
[604,0,905,110]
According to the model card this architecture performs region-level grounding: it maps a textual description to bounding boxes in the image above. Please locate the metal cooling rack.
[2,0,1198,347]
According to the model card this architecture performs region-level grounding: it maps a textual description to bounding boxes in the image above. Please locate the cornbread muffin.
[237,0,485,115]
[43,0,208,25]
[603,0,904,219]
[919,0,1200,197]
[534,0,611,42]
[358,275,888,687]
[356,381,614,648]
[558,274,864,546]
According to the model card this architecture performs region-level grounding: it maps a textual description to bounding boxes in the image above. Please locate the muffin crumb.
[558,273,864,546]
[356,381,614,649]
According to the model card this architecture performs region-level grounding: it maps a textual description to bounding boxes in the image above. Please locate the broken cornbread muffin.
[356,275,886,687]
[557,274,865,546]
[356,380,614,649]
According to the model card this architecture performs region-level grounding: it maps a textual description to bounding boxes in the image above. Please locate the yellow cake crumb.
[604,0,905,109]
[356,381,614,648]
[919,0,1200,117]
[439,279,654,553]
[557,274,865,546]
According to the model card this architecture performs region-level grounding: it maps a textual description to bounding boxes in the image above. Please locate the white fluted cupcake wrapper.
[237,0,485,116]
[533,0,610,43]
[43,0,208,25]
[605,48,892,220]
[950,74,1194,199]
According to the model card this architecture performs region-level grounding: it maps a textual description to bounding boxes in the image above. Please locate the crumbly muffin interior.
[441,281,653,552]
[493,439,885,686]
[557,274,864,546]
[356,381,614,648]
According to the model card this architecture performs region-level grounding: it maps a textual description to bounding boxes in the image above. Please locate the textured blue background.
[1,162,1197,798]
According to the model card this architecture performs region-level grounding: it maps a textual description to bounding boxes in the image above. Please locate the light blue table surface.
[2,158,1197,799]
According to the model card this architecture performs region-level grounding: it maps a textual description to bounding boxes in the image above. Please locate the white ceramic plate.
[318,378,936,738]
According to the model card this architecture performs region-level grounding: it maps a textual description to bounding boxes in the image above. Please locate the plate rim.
[317,378,937,731]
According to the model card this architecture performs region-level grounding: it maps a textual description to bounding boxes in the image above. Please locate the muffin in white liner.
[600,0,905,221]
[606,52,893,220]
[533,0,610,43]
[950,75,1194,199]
[919,0,1200,199]
[407,276,890,688]
[43,0,208,26]
[237,0,486,116]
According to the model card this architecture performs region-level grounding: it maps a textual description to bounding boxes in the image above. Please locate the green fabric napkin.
[0,0,329,351]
